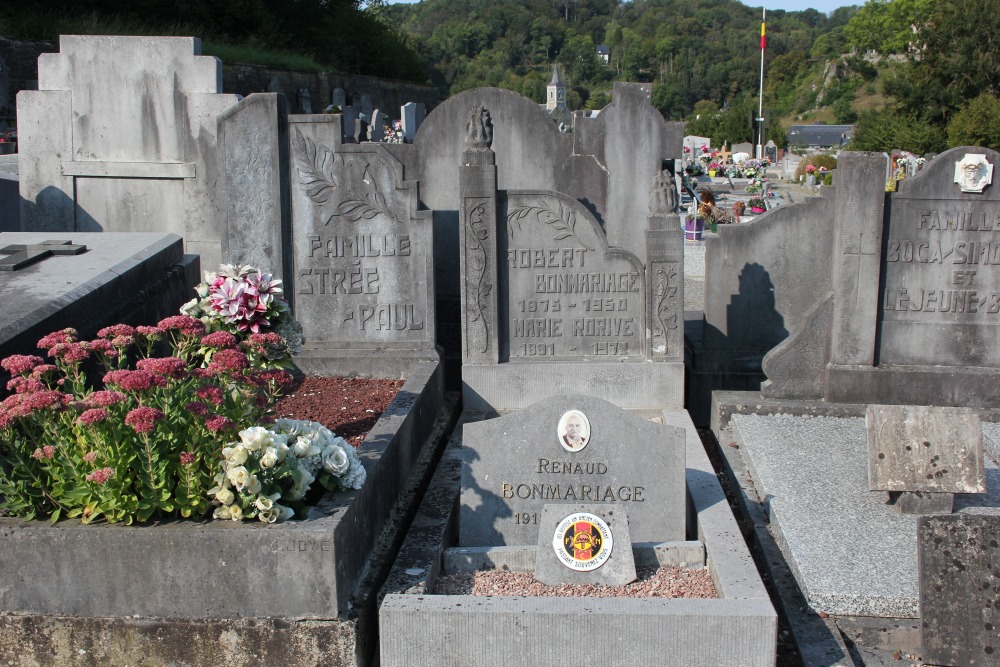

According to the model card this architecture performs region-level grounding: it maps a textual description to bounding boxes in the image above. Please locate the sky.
[385,0,862,12]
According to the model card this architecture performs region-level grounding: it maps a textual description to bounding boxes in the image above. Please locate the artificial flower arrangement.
[708,162,722,172]
[209,420,365,522]
[0,267,363,525]
[805,164,817,174]
[748,195,768,211]
[181,264,302,370]
[745,178,764,195]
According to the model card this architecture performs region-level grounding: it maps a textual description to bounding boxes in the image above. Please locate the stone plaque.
[866,405,986,493]
[534,504,636,587]
[459,394,685,546]
[289,120,435,351]
[880,150,1000,367]
[918,514,1000,666]
[503,191,645,360]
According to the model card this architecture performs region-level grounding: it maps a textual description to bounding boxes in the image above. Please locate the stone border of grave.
[0,361,445,667]
[377,409,777,667]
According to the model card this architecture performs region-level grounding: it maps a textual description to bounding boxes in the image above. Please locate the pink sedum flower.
[157,316,206,337]
[125,407,165,434]
[78,408,109,425]
[96,324,136,339]
[1,355,44,375]
[86,467,114,485]
[32,445,56,460]
[204,415,236,433]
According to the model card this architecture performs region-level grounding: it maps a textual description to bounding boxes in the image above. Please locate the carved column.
[459,106,500,364]
[645,169,684,361]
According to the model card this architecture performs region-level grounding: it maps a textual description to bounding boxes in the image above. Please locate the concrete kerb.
[0,359,445,667]
[378,408,777,667]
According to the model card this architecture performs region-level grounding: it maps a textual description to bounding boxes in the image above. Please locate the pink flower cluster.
[103,370,168,392]
[206,349,249,375]
[77,408,109,425]
[124,407,165,434]
[136,357,188,379]
[180,452,196,466]
[195,386,225,406]
[1,355,43,375]
[157,316,206,337]
[200,331,239,349]
[36,328,77,350]
[48,342,90,364]
[85,390,127,407]
[97,324,136,339]
[204,415,235,433]
[86,467,114,485]
[32,445,56,460]
[208,271,283,334]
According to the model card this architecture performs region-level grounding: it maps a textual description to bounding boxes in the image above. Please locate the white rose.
[222,445,248,466]
[292,435,319,459]
[213,505,233,520]
[276,504,295,522]
[215,487,235,506]
[322,445,350,476]
[258,507,278,523]
[255,495,274,512]
[260,446,279,469]
[239,426,274,452]
[226,465,251,490]
[287,463,315,500]
[229,504,244,521]
[246,474,261,496]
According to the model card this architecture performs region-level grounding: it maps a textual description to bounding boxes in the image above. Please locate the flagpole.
[757,7,765,159]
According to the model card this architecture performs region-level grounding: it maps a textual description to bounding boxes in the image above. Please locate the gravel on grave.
[269,377,403,447]
[433,565,717,598]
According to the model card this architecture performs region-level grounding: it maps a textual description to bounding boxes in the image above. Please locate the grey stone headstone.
[880,148,1000,368]
[287,118,436,356]
[866,405,986,494]
[297,88,313,114]
[332,88,346,109]
[534,504,637,587]
[918,514,1000,666]
[732,142,753,156]
[218,93,289,279]
[502,190,645,360]
[266,76,284,95]
[18,36,239,272]
[460,394,686,546]
[360,95,374,118]
[401,102,426,142]
[370,109,384,142]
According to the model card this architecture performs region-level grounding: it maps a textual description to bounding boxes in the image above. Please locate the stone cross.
[0,240,87,271]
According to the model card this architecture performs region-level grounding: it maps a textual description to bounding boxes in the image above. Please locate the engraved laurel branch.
[506,200,594,250]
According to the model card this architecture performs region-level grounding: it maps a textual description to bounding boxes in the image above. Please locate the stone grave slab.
[731,413,1000,618]
[0,232,195,362]
[867,404,986,494]
[534,504,636,586]
[460,394,686,546]
[918,514,1000,666]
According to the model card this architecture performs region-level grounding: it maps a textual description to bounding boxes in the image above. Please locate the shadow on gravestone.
[20,186,100,233]
[702,262,787,362]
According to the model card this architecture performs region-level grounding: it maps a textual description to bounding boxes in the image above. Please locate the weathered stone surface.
[534,504,637,586]
[867,405,986,494]
[918,514,1000,666]
[0,232,196,362]
[287,115,436,360]
[460,394,686,546]
[218,93,290,280]
[892,490,954,514]
[18,36,240,271]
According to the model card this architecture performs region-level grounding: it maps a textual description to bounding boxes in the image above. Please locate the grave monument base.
[293,347,442,379]
[0,362,447,667]
[709,390,1000,660]
[379,409,777,667]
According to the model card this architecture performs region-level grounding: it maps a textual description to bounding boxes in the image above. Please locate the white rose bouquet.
[209,420,366,523]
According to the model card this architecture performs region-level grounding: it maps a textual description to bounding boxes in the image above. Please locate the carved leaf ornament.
[292,129,398,224]
[507,199,594,250]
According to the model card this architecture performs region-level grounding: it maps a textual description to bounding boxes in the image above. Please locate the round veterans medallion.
[551,512,613,571]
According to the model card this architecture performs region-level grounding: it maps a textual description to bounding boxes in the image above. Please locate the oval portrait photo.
[557,410,591,452]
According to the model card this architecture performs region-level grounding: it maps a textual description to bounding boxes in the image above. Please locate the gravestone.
[866,405,985,514]
[401,101,425,142]
[360,95,374,119]
[918,514,1000,666]
[732,142,753,157]
[17,36,240,271]
[534,504,637,586]
[459,394,686,546]
[755,148,1000,407]
[332,88,347,110]
[297,88,313,114]
[370,108,385,142]
[217,93,290,279]
[284,114,436,374]
[455,104,685,411]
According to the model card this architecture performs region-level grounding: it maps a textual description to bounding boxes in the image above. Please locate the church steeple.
[547,63,566,111]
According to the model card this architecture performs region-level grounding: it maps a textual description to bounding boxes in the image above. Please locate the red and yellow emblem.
[552,512,614,571]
